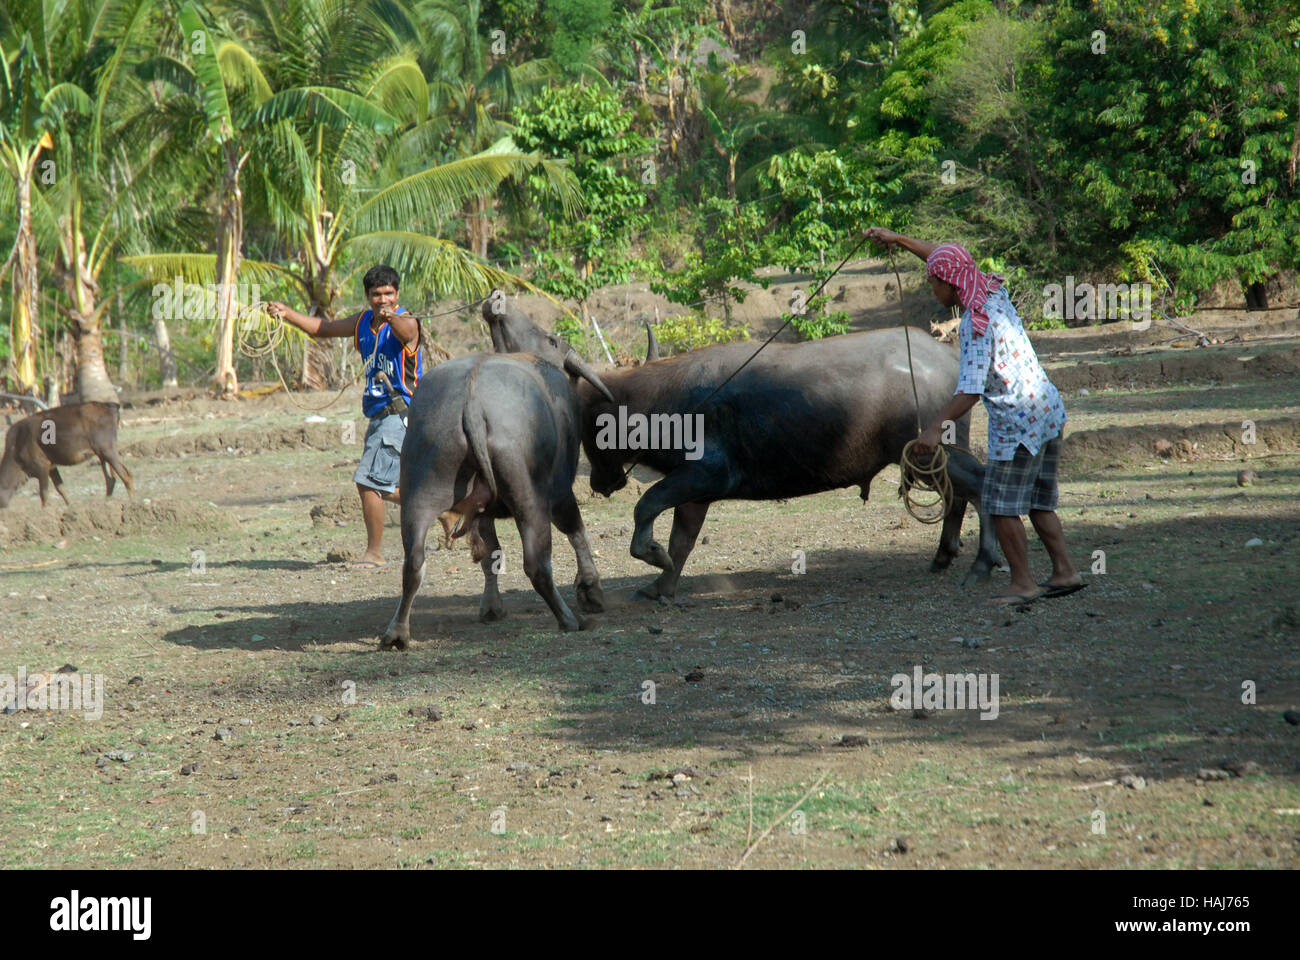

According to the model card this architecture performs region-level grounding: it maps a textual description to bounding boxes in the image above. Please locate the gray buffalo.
[380,312,615,649]
[572,327,1000,599]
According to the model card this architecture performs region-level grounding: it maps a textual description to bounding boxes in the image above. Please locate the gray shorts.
[354,413,406,493]
[982,433,1063,516]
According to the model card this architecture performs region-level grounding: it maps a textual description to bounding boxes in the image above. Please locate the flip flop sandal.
[988,590,1046,606]
[347,560,389,571]
[1038,581,1088,599]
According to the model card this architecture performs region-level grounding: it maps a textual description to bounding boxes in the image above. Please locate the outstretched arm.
[863,227,938,264]
[266,302,360,339]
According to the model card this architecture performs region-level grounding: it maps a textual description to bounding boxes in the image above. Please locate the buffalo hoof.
[632,584,663,602]
[479,603,506,623]
[576,580,605,613]
[929,551,958,572]
[379,630,409,651]
[631,539,673,571]
[959,562,996,588]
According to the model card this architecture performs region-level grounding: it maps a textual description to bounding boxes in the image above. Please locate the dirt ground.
[1,289,1297,870]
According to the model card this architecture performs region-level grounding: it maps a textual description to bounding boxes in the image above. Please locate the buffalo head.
[482,292,615,402]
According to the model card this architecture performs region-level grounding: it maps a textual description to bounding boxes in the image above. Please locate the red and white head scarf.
[926,244,1003,336]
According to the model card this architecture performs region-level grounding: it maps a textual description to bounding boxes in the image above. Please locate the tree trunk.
[117,289,129,384]
[9,172,39,393]
[154,316,178,387]
[212,144,245,398]
[59,199,118,404]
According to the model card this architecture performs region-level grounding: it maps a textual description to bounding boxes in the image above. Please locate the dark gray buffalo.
[571,327,999,599]
[380,315,615,650]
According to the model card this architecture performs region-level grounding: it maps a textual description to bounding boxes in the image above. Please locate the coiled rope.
[884,248,970,524]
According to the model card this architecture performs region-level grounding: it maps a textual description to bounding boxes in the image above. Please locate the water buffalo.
[379,315,616,649]
[574,328,1000,599]
[0,402,133,508]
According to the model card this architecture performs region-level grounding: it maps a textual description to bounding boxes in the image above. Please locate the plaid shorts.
[982,433,1063,516]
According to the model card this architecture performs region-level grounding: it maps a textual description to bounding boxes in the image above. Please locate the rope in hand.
[883,245,965,525]
[235,301,456,412]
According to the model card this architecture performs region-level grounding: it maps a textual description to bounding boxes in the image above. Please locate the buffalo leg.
[944,446,999,585]
[103,450,134,498]
[99,458,116,497]
[629,466,728,586]
[517,510,583,631]
[35,464,53,507]
[475,517,506,622]
[49,466,71,505]
[381,480,449,650]
[553,495,604,613]
[637,501,710,601]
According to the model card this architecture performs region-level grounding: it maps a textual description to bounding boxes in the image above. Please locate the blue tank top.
[356,308,424,419]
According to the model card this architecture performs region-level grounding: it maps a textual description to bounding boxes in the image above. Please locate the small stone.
[648,625,663,635]
[1078,388,1090,396]
[1222,760,1262,777]
[309,715,325,727]
[127,676,143,685]
[408,706,442,721]
[684,668,704,682]
[180,763,197,776]
[1196,768,1230,781]
[1119,774,1146,790]
[961,636,983,649]
[238,718,252,725]
[1284,711,1300,726]
[1154,438,1173,458]
[1237,469,1257,487]
[839,735,870,748]
[1244,538,1263,548]
[912,709,932,720]
[894,836,910,854]
[770,592,783,603]
[675,789,691,799]
[214,727,233,742]
[507,761,532,773]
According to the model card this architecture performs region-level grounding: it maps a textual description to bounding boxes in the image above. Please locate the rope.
[884,247,967,524]
[234,301,453,412]
[616,235,871,485]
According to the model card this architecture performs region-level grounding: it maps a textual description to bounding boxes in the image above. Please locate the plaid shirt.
[955,286,1067,460]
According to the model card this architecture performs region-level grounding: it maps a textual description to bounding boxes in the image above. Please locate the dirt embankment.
[1065,418,1300,466]
[0,498,231,550]
[120,423,342,459]
[1047,346,1300,392]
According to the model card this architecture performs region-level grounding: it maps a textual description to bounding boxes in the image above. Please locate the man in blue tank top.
[267,265,424,571]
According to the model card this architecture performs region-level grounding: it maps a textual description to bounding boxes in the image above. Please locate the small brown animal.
[0,402,134,508]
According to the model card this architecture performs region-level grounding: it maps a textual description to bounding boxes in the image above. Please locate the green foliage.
[758,148,899,339]
[513,82,652,303]
[547,0,612,74]
[649,196,769,320]
[653,312,750,353]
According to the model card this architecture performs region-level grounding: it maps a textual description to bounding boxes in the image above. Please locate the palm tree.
[2,0,173,404]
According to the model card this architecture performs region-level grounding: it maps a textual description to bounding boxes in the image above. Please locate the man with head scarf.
[864,228,1083,605]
